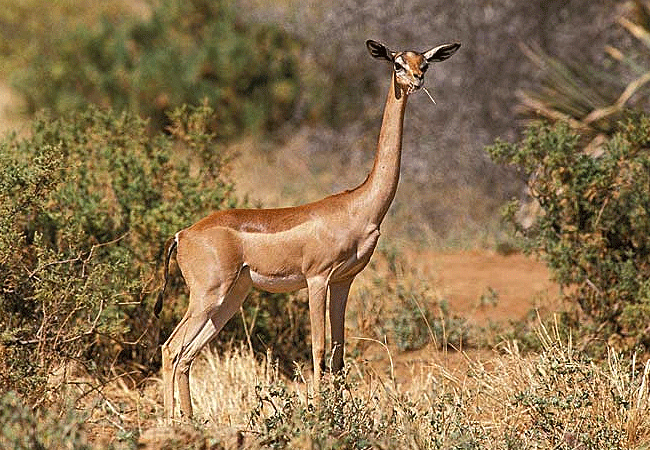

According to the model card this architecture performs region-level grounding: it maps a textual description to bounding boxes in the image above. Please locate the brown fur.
[158,39,460,420]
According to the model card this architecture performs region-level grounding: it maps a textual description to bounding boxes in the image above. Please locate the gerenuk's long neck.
[357,74,408,226]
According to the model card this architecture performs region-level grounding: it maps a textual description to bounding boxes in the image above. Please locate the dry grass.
[463,321,650,448]
[129,251,650,449]
[126,320,650,449]
[12,285,648,449]
[188,345,290,427]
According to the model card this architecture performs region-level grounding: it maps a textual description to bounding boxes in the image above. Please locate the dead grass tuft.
[188,345,290,426]
[150,323,650,449]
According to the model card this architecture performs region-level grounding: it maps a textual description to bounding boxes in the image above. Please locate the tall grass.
[134,322,650,449]
[6,287,647,448]
[189,345,285,426]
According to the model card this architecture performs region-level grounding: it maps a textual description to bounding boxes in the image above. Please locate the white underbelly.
[249,270,307,293]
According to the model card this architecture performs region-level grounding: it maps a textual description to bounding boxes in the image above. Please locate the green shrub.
[13,0,302,136]
[0,104,228,401]
[0,0,124,78]
[247,371,491,449]
[486,115,650,350]
[386,295,472,352]
[0,104,309,404]
[0,391,92,450]
[249,376,385,449]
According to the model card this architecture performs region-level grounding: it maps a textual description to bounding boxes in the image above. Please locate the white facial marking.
[394,52,430,95]
[394,55,406,73]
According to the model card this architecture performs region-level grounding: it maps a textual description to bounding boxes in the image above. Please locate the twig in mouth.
[422,87,436,104]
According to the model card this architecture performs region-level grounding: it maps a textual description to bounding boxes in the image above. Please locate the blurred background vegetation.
[0,0,650,442]
[3,0,645,241]
[1,0,647,237]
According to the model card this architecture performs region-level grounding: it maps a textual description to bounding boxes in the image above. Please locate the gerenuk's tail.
[154,234,178,318]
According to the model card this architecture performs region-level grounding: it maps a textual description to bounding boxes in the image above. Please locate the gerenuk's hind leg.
[161,300,210,421]
[174,312,216,417]
[162,265,252,419]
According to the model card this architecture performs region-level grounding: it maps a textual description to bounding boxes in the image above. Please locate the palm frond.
[518,4,650,141]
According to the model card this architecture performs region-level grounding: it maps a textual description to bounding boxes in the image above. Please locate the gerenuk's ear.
[423,42,461,63]
[366,40,395,61]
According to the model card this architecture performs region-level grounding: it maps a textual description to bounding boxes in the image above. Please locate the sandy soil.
[359,248,561,385]
[426,250,559,324]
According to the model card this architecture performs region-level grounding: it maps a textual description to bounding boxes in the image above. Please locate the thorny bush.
[0,105,308,405]
[487,114,650,351]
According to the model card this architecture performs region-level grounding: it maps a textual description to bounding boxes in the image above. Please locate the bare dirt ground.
[367,249,560,386]
[426,250,558,324]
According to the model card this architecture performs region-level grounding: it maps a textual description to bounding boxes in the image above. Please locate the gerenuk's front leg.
[329,278,353,374]
[307,276,328,396]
